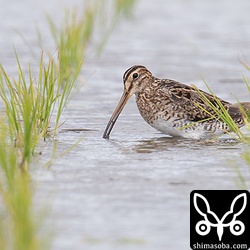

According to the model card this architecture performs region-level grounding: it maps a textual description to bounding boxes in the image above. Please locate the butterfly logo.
[193,193,247,241]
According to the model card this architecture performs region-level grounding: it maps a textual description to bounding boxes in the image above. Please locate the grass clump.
[0,29,83,250]
[0,56,55,249]
[192,80,246,141]
[46,5,100,131]
[195,64,250,188]
[0,122,47,250]
[47,8,91,130]
[0,52,59,170]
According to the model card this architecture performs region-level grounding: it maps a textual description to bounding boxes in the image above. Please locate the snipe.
[103,65,250,139]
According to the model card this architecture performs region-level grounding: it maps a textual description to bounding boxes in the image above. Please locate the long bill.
[103,89,131,139]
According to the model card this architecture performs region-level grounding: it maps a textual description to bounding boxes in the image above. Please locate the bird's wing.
[158,79,232,122]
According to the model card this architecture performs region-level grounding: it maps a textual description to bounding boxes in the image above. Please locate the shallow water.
[1,0,250,249]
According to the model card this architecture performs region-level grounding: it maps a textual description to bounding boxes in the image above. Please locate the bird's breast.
[135,90,171,125]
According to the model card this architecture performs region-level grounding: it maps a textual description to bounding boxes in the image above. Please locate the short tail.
[240,102,250,117]
[228,102,250,127]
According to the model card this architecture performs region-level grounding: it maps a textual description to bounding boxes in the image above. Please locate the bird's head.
[103,65,152,139]
[123,65,152,95]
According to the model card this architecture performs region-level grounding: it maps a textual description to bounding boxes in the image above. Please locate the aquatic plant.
[0,53,59,170]
[192,80,246,142]
[0,121,48,250]
[47,8,92,131]
[239,62,250,189]
[196,64,250,189]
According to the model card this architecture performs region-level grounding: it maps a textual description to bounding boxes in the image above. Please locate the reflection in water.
[107,135,196,154]
[110,136,241,154]
[133,136,195,153]
[60,128,97,133]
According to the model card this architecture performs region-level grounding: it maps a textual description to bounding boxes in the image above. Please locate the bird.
[103,65,250,139]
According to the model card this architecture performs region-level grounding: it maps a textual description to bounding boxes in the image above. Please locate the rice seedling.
[0,51,68,250]
[114,0,137,18]
[47,8,91,87]
[0,121,47,250]
[46,7,95,131]
[192,78,247,142]
[195,67,250,188]
[238,63,250,189]
[0,52,59,170]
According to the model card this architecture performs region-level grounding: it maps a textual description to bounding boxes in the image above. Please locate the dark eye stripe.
[123,65,145,83]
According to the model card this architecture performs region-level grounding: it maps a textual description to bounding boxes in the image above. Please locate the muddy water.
[1,0,250,250]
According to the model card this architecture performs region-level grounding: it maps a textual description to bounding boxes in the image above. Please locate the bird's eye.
[133,73,139,79]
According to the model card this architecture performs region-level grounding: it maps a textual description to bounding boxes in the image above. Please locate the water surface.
[1,0,250,249]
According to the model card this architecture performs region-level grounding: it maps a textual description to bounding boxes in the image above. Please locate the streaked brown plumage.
[103,65,250,139]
